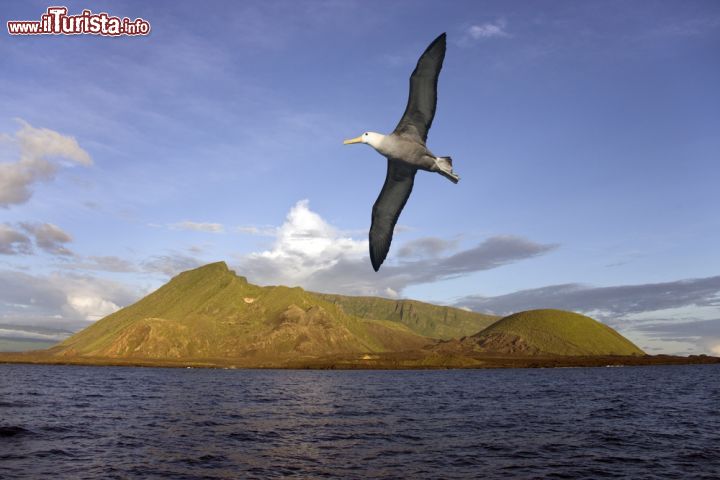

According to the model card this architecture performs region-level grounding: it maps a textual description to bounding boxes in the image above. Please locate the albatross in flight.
[344,32,459,271]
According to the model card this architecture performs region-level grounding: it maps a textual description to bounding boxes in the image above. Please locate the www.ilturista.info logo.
[7,6,150,36]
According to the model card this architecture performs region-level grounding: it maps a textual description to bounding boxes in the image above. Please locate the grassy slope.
[55,262,430,360]
[316,293,498,340]
[474,309,645,356]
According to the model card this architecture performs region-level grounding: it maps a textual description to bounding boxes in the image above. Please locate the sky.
[1,0,719,355]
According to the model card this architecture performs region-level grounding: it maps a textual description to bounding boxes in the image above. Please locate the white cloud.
[56,274,136,323]
[385,287,399,299]
[168,221,225,233]
[0,119,92,207]
[15,120,91,166]
[240,199,366,286]
[466,20,509,41]
[67,295,121,322]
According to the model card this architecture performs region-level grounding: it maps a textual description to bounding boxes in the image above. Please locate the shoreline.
[1,352,718,370]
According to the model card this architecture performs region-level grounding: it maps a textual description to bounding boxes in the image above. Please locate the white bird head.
[343,132,385,149]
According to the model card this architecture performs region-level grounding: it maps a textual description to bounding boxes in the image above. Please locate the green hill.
[52,262,435,362]
[316,294,498,340]
[446,309,644,356]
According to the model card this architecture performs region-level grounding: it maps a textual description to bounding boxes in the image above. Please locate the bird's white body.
[356,131,459,182]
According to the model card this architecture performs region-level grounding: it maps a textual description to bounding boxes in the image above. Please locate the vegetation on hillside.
[316,293,498,339]
[53,262,430,360]
[451,309,645,356]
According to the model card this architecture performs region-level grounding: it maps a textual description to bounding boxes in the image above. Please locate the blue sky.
[1,0,719,354]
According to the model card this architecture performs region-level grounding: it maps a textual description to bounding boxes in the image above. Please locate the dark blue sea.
[1,364,719,479]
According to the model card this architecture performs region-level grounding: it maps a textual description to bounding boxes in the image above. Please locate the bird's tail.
[435,157,460,184]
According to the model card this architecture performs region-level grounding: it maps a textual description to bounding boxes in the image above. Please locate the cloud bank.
[456,277,720,319]
[237,200,556,296]
[636,318,720,356]
[0,269,140,331]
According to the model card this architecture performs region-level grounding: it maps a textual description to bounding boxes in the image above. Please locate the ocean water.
[1,364,718,479]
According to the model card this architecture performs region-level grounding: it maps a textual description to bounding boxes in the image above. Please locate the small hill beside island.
[1,262,717,369]
[435,309,644,357]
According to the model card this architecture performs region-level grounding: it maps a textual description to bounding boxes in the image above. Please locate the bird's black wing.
[393,33,446,143]
[370,159,417,271]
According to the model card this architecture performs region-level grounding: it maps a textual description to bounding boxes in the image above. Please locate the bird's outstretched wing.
[370,159,417,271]
[393,32,446,143]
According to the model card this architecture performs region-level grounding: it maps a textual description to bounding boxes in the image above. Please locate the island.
[2,262,718,369]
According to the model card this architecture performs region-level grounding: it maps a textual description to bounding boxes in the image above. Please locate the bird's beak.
[343,136,363,145]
